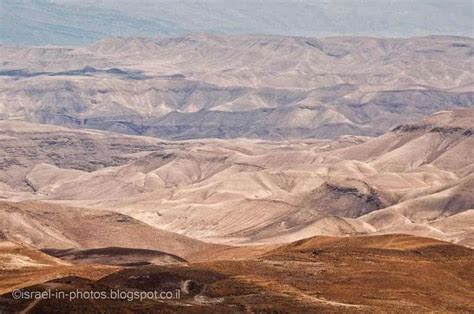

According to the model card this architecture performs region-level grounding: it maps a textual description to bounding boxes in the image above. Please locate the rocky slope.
[0,110,472,247]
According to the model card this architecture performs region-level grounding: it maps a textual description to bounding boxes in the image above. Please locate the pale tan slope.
[370,132,472,173]
[331,109,474,173]
[83,111,472,245]
[360,176,474,226]
[99,172,462,244]
[0,120,165,198]
[31,157,383,243]
[364,164,459,193]
[422,109,474,128]
[0,241,117,295]
[56,157,386,242]
[358,177,474,246]
[0,201,224,259]
[25,163,85,194]
[429,210,474,247]
[0,111,472,247]
[0,241,69,270]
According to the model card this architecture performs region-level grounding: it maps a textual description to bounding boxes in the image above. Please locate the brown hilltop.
[1,235,472,312]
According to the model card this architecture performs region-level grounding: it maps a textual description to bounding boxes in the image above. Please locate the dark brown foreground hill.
[1,234,473,313]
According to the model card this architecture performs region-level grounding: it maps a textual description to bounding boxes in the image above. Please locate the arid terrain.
[0,32,473,312]
[0,108,472,311]
[1,35,472,139]
[0,235,473,312]
[0,109,472,246]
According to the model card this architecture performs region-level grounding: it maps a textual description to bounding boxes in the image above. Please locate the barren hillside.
[0,110,472,248]
[1,35,472,139]
[1,235,472,312]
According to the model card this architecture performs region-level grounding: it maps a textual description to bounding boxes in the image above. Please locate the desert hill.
[331,109,474,172]
[0,111,472,311]
[0,201,224,260]
[41,247,186,267]
[0,110,471,247]
[0,35,472,139]
[0,241,117,295]
[1,235,472,312]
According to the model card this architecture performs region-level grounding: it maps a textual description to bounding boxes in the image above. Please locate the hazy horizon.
[1,0,473,46]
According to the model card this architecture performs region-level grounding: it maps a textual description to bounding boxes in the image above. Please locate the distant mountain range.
[0,34,472,139]
[1,0,473,46]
